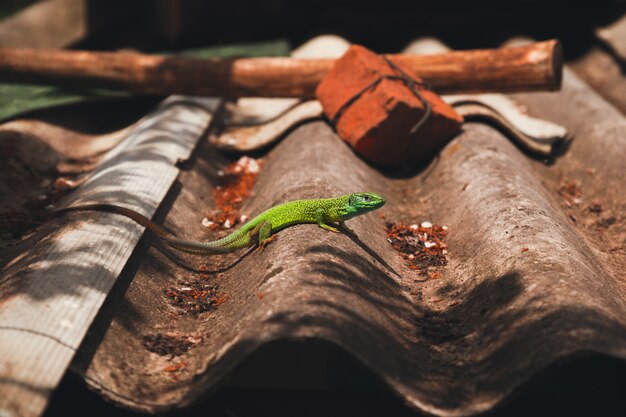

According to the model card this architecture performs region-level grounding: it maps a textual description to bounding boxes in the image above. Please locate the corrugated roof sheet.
[81,46,625,417]
[1,32,625,417]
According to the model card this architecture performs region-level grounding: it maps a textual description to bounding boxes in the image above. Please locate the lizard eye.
[362,195,370,201]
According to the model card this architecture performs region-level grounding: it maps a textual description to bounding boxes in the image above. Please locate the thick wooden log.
[0,40,562,97]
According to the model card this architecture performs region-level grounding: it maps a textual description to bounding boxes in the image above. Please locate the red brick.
[316,44,463,167]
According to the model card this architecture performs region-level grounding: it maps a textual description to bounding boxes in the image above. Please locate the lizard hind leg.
[255,220,277,252]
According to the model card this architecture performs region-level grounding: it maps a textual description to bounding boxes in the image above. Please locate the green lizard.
[57,192,386,255]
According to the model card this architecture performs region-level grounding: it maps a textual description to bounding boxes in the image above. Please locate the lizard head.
[347,192,386,215]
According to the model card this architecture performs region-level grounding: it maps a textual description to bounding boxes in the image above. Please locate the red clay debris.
[597,217,617,228]
[203,156,263,230]
[52,176,81,191]
[142,333,194,357]
[163,280,224,316]
[557,177,621,232]
[385,219,448,277]
[316,44,463,167]
[558,179,583,208]
[428,271,443,280]
[163,362,187,373]
[587,202,603,214]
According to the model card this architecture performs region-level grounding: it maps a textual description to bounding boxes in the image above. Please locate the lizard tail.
[55,204,234,255]
[165,237,234,255]
[55,204,172,238]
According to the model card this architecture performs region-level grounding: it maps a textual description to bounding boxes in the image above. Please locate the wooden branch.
[0,40,562,97]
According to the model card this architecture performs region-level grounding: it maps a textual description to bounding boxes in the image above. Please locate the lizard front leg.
[315,208,339,233]
[339,220,355,234]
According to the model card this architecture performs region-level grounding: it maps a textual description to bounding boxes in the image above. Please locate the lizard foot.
[319,223,340,233]
[258,234,279,253]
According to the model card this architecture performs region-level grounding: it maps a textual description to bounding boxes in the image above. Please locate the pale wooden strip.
[596,13,626,63]
[213,100,323,151]
[0,0,87,48]
[0,0,133,48]
[443,94,568,144]
[0,96,220,417]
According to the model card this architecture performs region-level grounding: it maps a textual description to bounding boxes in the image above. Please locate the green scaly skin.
[57,192,386,255]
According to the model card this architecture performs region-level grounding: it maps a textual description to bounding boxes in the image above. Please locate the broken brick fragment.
[316,44,463,167]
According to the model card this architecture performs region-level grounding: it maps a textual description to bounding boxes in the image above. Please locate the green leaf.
[177,40,290,59]
[0,84,127,121]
